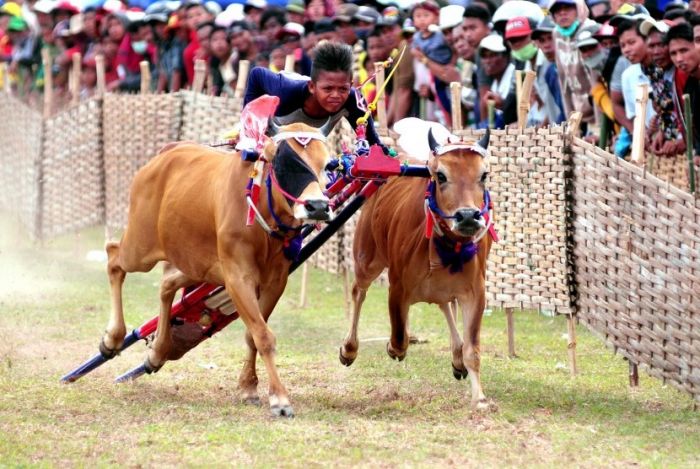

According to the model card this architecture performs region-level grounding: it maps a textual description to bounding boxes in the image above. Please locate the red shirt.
[183,30,199,85]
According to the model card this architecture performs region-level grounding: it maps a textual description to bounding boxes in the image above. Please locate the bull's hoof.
[452,364,469,380]
[386,342,406,362]
[143,356,163,374]
[243,396,261,406]
[339,346,355,367]
[270,404,295,418]
[98,338,120,359]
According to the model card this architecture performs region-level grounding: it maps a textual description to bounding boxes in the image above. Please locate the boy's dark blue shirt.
[244,67,384,147]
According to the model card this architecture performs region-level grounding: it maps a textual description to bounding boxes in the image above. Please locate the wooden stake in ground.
[506,307,516,358]
[630,83,649,163]
[629,360,639,387]
[95,54,106,96]
[193,59,207,94]
[284,54,295,73]
[450,82,462,133]
[683,94,696,194]
[567,313,578,376]
[517,71,536,130]
[139,61,151,95]
[42,48,53,118]
[373,62,388,134]
[298,263,308,308]
[71,52,81,105]
[1,62,10,94]
[234,60,250,99]
[487,99,495,129]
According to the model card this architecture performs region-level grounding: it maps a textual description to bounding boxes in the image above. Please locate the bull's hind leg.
[339,282,368,366]
[460,296,489,410]
[102,242,127,355]
[438,303,468,380]
[146,266,197,372]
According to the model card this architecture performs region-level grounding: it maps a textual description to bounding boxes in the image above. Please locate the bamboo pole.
[95,54,106,96]
[505,307,516,358]
[515,70,523,116]
[373,62,387,134]
[139,61,151,94]
[567,313,578,376]
[284,54,295,72]
[487,99,495,129]
[567,111,583,138]
[192,59,207,94]
[298,263,308,308]
[42,48,53,118]
[629,360,639,387]
[630,83,649,163]
[517,70,536,130]
[71,52,81,105]
[1,62,10,94]
[234,59,250,99]
[450,82,462,133]
[683,94,696,194]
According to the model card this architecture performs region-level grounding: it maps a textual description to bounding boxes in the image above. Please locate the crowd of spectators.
[1,0,699,159]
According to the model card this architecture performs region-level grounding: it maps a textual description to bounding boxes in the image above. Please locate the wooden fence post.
[284,54,295,73]
[95,54,106,96]
[234,60,250,99]
[506,307,516,358]
[629,361,639,387]
[193,59,207,94]
[373,62,388,134]
[567,313,578,376]
[630,83,649,163]
[1,62,10,94]
[42,48,53,118]
[517,71,536,130]
[450,82,462,133]
[139,61,151,94]
[71,52,81,105]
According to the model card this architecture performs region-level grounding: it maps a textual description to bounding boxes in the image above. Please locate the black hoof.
[452,364,469,380]
[386,342,405,362]
[99,338,119,359]
[339,346,355,367]
[143,356,162,374]
[243,396,261,406]
[271,405,295,418]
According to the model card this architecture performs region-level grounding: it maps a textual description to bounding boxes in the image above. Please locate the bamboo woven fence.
[179,91,241,143]
[570,138,700,401]
[40,99,104,239]
[0,93,43,237]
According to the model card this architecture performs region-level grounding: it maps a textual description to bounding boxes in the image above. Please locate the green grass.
[0,218,698,467]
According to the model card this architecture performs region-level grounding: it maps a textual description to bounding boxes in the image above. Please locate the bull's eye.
[436,171,447,184]
[480,171,489,184]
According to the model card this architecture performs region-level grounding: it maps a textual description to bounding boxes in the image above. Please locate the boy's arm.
[244,67,282,106]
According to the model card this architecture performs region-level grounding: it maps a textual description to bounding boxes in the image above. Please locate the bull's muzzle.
[454,208,483,236]
[304,199,331,221]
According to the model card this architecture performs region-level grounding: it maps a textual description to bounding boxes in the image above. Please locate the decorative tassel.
[433,237,478,273]
[282,234,303,262]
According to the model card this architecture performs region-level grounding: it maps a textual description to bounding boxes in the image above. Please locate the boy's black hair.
[259,7,286,31]
[310,42,353,81]
[463,5,491,24]
[689,13,700,27]
[663,9,687,21]
[209,24,227,39]
[665,22,694,44]
[616,18,642,37]
[196,20,215,32]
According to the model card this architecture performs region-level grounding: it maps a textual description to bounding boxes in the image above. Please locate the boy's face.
[535,32,555,61]
[209,29,230,59]
[412,7,438,32]
[367,36,386,63]
[669,38,699,75]
[462,17,490,48]
[186,6,210,31]
[309,70,352,114]
[646,30,670,69]
[620,27,646,64]
[552,5,577,29]
[480,49,508,77]
[507,34,531,52]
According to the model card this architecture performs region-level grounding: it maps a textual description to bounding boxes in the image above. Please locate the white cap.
[33,0,56,15]
[439,4,465,30]
[639,18,670,37]
[204,1,222,16]
[215,3,244,27]
[479,34,507,53]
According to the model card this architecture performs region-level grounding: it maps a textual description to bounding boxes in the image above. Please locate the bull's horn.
[477,128,490,152]
[318,117,332,136]
[268,118,281,136]
[427,128,440,154]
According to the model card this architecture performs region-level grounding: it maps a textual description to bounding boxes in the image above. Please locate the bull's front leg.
[459,294,489,410]
[339,282,368,367]
[102,242,127,355]
[438,302,468,380]
[386,285,409,361]
[225,270,293,418]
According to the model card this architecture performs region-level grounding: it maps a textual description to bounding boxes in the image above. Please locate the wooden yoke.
[373,62,388,134]
[140,61,151,95]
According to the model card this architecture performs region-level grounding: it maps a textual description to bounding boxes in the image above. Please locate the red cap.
[411,0,440,16]
[505,16,532,39]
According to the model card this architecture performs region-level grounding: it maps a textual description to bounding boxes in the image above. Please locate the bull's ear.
[428,152,439,174]
[476,128,489,154]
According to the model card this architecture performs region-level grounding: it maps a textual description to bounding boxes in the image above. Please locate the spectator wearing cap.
[353,6,381,43]
[333,3,358,46]
[532,17,566,125]
[410,0,454,124]
[52,1,80,26]
[277,22,311,75]
[588,0,613,23]
[104,13,127,44]
[183,1,214,86]
[286,0,305,25]
[666,23,700,160]
[156,14,187,92]
[314,18,339,43]
[478,34,517,128]
[243,0,266,29]
[243,42,386,149]
[639,17,684,156]
[594,21,619,49]
[378,6,402,51]
[549,0,595,127]
[112,18,157,92]
[439,5,465,46]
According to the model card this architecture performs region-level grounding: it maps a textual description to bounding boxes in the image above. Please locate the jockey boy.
[243,41,386,149]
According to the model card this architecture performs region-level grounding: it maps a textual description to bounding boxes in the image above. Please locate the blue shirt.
[244,67,384,147]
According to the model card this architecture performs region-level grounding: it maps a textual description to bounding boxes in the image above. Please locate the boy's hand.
[483,91,503,109]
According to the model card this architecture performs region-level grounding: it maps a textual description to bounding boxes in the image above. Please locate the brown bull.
[102,122,332,417]
[339,129,494,410]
